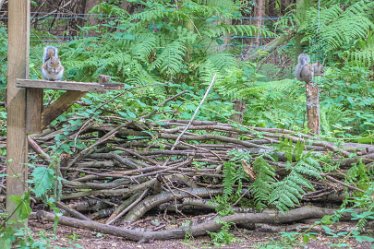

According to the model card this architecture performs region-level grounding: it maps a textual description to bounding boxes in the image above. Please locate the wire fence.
[0,10,291,85]
[0,10,284,55]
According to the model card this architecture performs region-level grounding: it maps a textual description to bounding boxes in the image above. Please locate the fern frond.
[269,173,311,212]
[251,157,276,210]
[350,48,374,66]
[223,162,235,198]
[131,34,159,64]
[349,33,374,66]
[204,25,274,39]
[206,53,238,71]
[90,2,129,19]
[150,39,187,75]
[130,3,183,23]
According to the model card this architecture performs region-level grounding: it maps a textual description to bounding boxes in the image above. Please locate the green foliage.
[208,221,236,246]
[320,64,374,136]
[222,149,251,200]
[269,140,322,211]
[0,225,83,249]
[60,0,271,86]
[9,192,32,221]
[340,162,374,233]
[31,167,55,198]
[254,231,305,249]
[286,0,374,64]
[251,157,276,210]
[311,165,374,244]
[345,161,371,191]
[0,226,51,249]
[349,33,374,66]
[221,141,322,213]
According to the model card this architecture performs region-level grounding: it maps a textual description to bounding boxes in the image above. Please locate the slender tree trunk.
[268,0,277,17]
[254,0,265,47]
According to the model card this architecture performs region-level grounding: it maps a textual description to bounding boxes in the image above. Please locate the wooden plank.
[26,89,43,134]
[6,0,30,223]
[16,79,107,92]
[41,91,85,129]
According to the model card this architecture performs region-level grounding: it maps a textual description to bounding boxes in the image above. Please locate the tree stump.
[305,82,320,135]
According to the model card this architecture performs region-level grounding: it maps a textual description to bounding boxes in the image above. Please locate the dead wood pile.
[1,119,373,241]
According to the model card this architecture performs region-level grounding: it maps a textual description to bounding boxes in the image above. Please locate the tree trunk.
[254,0,265,47]
[267,0,277,17]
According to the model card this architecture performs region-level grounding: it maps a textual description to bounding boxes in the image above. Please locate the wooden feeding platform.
[16,79,123,92]
[6,0,125,224]
[16,78,123,132]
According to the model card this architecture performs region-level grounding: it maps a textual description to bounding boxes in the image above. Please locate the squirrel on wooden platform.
[41,46,64,81]
[295,53,324,83]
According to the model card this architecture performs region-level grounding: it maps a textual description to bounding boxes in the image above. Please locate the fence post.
[6,0,30,223]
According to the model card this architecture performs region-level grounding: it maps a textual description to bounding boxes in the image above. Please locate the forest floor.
[30,219,372,249]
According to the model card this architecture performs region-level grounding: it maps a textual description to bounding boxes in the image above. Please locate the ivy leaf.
[31,167,55,198]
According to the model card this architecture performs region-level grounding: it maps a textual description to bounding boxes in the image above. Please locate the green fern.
[251,140,322,212]
[346,161,371,191]
[223,162,236,198]
[286,0,374,67]
[269,156,321,212]
[349,33,374,66]
[204,25,273,39]
[222,150,252,201]
[251,157,276,210]
[131,34,159,64]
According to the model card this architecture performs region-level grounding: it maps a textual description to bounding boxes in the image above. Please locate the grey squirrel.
[295,53,324,83]
[41,46,64,81]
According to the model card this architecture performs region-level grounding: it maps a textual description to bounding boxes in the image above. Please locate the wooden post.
[6,0,30,222]
[305,82,320,135]
[26,89,43,133]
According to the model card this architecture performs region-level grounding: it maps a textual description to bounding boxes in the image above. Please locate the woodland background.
[0,0,373,248]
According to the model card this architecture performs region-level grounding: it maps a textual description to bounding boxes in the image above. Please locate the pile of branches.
[5,118,374,241]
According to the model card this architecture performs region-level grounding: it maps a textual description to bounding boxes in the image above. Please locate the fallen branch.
[124,188,222,222]
[36,206,351,242]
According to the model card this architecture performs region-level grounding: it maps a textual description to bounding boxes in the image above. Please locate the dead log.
[36,206,352,242]
[123,188,222,222]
